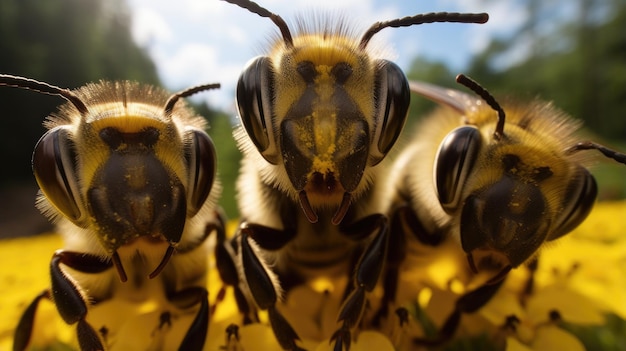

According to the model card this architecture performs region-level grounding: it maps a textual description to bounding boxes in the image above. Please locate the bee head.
[431,74,623,279]
[227,0,488,224]
[0,74,220,280]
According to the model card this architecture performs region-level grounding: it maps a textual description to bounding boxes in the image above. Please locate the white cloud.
[438,0,530,64]
[127,0,512,109]
[152,42,242,109]
[130,6,174,47]
[157,44,219,87]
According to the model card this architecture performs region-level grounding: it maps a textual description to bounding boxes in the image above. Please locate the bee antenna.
[565,141,626,165]
[360,12,488,50]
[456,74,506,140]
[223,0,294,48]
[164,83,221,115]
[0,74,89,115]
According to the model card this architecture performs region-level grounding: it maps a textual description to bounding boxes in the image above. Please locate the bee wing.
[409,80,482,118]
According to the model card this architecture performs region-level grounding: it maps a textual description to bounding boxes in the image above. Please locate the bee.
[0,74,224,351]
[220,0,489,350]
[382,74,626,346]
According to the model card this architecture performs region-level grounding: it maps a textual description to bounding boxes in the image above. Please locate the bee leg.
[371,207,408,327]
[398,205,445,246]
[215,221,260,324]
[241,222,298,250]
[238,220,299,311]
[49,250,113,351]
[413,279,505,346]
[370,267,399,328]
[167,286,210,351]
[373,204,447,327]
[395,307,410,327]
[520,257,538,305]
[239,226,306,351]
[13,290,51,351]
[221,323,242,351]
[234,285,259,324]
[214,218,238,289]
[332,214,389,351]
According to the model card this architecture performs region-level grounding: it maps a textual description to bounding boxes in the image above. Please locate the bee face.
[224,2,490,349]
[22,79,219,255]
[1,75,222,349]
[237,37,410,212]
[438,103,597,271]
[228,1,489,223]
[225,0,490,226]
[387,77,625,346]
[408,77,621,275]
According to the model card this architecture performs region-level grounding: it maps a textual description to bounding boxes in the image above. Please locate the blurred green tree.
[0,0,160,185]
[0,0,230,236]
[406,0,626,143]
[464,0,626,141]
[404,0,625,199]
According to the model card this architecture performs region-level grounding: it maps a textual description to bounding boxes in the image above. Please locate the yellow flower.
[534,201,626,319]
[477,201,626,350]
[505,325,585,351]
[0,202,623,350]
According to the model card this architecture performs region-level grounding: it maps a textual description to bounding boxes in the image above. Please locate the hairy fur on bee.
[1,75,222,351]
[222,2,489,350]
[379,77,625,346]
[231,15,395,338]
[232,11,392,268]
[389,98,587,251]
[44,81,222,257]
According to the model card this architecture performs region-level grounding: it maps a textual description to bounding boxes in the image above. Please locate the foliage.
[404,57,456,131]
[1,202,624,350]
[405,0,626,199]
[407,0,626,142]
[0,0,161,185]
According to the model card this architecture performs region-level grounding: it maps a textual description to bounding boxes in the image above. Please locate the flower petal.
[531,325,585,351]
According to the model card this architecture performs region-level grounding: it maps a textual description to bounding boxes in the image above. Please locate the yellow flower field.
[0,201,624,351]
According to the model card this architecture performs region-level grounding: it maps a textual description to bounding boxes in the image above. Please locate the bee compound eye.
[32,126,85,225]
[236,56,279,164]
[370,60,410,165]
[435,125,482,212]
[548,166,598,241]
[297,60,318,83]
[184,128,217,216]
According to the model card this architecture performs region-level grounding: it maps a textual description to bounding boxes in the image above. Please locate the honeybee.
[220,0,488,350]
[382,74,626,346]
[0,74,224,351]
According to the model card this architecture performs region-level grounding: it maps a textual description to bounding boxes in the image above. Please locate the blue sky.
[126,0,530,111]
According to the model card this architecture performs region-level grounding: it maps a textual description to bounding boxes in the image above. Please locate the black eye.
[100,127,122,150]
[548,166,597,241]
[32,126,86,226]
[236,56,279,164]
[331,62,352,85]
[142,127,160,147]
[184,128,217,217]
[369,60,410,165]
[297,61,318,83]
[435,126,482,212]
